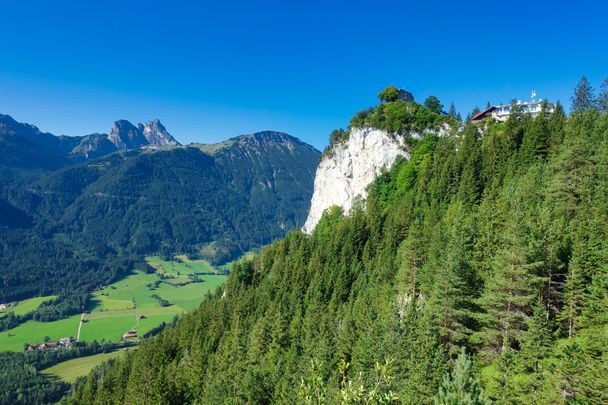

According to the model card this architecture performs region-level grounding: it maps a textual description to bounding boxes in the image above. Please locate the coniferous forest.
[67,80,608,404]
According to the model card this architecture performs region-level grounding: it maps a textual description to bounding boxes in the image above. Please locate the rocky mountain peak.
[142,119,179,146]
[108,120,144,149]
[0,114,44,137]
[108,119,179,149]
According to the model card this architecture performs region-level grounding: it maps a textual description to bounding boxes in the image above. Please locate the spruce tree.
[448,102,457,119]
[435,348,490,405]
[547,101,566,155]
[424,96,444,114]
[427,206,479,355]
[598,77,608,112]
[519,103,550,163]
[457,125,482,205]
[475,214,544,355]
[521,303,553,372]
[571,76,596,112]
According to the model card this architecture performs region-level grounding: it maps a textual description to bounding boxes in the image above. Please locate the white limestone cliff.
[303,127,409,233]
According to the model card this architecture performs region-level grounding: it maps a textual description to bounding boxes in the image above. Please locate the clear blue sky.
[1,0,607,149]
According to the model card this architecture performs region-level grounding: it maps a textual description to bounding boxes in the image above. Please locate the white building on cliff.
[472,91,554,123]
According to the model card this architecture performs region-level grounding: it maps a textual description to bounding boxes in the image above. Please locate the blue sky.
[1,0,607,150]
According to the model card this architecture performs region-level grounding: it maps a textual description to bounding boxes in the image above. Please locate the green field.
[0,314,82,352]
[0,295,56,319]
[0,256,227,352]
[41,349,130,383]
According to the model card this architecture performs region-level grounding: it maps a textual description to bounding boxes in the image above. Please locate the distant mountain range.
[0,114,179,170]
[0,114,320,302]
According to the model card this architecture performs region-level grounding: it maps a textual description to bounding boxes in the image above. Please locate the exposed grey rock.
[303,127,409,233]
[142,119,180,147]
[398,89,415,102]
[303,123,453,234]
[107,119,180,150]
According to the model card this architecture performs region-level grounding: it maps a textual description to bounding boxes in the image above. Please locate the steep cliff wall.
[303,127,409,233]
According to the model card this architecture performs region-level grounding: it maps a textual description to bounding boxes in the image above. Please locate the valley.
[0,256,228,352]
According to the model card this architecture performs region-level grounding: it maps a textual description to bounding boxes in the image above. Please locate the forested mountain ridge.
[0,125,320,305]
[68,90,608,404]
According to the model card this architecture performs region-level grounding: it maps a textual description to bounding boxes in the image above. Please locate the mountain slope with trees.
[0,128,319,305]
[68,81,608,404]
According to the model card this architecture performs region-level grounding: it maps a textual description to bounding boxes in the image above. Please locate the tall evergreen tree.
[427,205,479,355]
[475,214,544,355]
[547,101,566,155]
[448,102,457,119]
[598,77,608,113]
[424,96,444,114]
[519,103,550,163]
[571,76,596,112]
[457,125,482,205]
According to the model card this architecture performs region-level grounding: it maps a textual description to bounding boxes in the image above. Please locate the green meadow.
[0,314,82,352]
[41,349,131,383]
[0,295,56,319]
[0,256,227,352]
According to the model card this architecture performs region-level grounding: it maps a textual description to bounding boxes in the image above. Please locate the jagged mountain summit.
[108,119,179,149]
[0,114,179,169]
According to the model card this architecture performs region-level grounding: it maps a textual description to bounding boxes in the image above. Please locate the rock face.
[142,119,179,147]
[303,127,409,233]
[108,119,179,149]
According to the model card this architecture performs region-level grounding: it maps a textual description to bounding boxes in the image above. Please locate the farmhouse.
[122,329,137,340]
[59,337,77,348]
[25,337,77,351]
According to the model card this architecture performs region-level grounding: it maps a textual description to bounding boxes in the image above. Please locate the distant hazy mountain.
[0,114,179,170]
[0,116,320,302]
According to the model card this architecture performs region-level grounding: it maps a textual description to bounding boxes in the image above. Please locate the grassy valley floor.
[0,256,228,352]
[40,349,132,383]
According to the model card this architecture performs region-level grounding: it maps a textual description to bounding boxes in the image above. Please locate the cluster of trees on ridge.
[326,86,460,156]
[63,78,608,404]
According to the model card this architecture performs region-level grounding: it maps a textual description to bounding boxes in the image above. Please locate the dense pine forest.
[66,79,608,403]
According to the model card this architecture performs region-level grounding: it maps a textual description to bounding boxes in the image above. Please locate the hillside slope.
[68,100,608,404]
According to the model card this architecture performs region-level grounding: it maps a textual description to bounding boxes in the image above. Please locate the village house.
[122,329,137,340]
[25,337,77,351]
